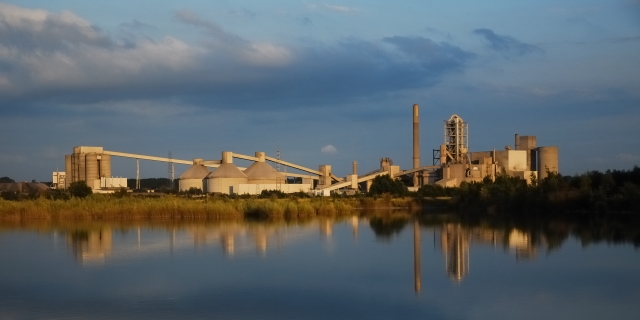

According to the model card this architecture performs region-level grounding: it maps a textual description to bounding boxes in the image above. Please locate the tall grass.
[0,195,418,221]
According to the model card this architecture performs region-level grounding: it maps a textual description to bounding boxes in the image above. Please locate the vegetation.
[0,176,15,183]
[417,166,640,214]
[68,181,93,199]
[368,175,408,197]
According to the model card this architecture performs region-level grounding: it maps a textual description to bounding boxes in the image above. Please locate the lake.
[1,212,639,319]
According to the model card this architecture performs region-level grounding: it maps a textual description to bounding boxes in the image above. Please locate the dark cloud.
[174,9,246,45]
[0,5,475,116]
[473,28,542,57]
[301,16,313,26]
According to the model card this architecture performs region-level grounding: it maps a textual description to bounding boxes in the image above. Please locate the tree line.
[416,166,640,213]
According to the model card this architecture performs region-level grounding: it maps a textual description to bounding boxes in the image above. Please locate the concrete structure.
[206,152,248,194]
[52,171,66,189]
[243,152,286,185]
[60,105,559,194]
[538,146,559,180]
[179,158,210,192]
[413,104,420,187]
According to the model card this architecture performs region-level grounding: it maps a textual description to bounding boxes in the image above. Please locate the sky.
[1,0,639,182]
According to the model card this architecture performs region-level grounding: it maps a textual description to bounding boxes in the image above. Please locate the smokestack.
[352,161,358,175]
[515,134,520,150]
[413,104,420,187]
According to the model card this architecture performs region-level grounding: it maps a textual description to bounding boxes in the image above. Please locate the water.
[1,213,639,319]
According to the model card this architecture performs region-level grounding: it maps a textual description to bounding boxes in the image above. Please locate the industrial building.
[57,105,558,195]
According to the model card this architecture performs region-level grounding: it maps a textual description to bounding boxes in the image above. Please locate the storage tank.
[179,158,210,192]
[64,155,72,189]
[206,152,248,194]
[85,153,99,183]
[244,152,285,184]
[76,153,86,182]
[100,153,111,178]
[537,146,559,180]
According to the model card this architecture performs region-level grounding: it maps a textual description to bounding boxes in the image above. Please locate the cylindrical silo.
[100,153,111,178]
[86,153,99,184]
[244,152,285,185]
[64,155,72,188]
[537,146,559,180]
[179,159,210,192]
[206,151,248,194]
[77,153,86,182]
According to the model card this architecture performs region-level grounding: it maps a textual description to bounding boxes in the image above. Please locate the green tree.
[68,181,93,198]
[368,175,408,197]
[0,176,15,183]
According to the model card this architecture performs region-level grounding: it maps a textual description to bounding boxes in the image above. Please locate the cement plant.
[50,105,559,196]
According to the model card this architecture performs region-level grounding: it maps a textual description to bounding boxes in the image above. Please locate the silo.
[537,146,559,180]
[244,152,285,184]
[100,153,111,178]
[85,153,99,185]
[77,153,86,182]
[206,152,248,194]
[179,158,210,192]
[64,155,72,188]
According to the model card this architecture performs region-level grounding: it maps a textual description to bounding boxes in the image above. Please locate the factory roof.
[179,164,210,180]
[207,163,247,179]
[244,162,285,180]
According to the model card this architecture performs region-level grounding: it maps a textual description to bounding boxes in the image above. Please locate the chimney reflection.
[67,228,112,265]
[413,220,421,293]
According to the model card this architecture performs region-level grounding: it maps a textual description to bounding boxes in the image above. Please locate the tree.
[0,176,15,183]
[368,175,408,197]
[68,181,93,198]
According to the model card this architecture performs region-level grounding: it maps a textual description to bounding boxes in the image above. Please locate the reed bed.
[0,195,418,221]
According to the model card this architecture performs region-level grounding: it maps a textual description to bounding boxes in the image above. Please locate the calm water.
[1,213,639,320]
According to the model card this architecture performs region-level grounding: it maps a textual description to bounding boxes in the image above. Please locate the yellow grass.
[0,195,419,221]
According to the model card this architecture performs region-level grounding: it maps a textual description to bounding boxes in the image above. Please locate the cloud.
[617,153,640,162]
[0,4,474,116]
[321,145,338,155]
[306,3,361,14]
[323,4,361,13]
[473,28,543,57]
[611,36,640,43]
[301,17,313,26]
[0,154,26,163]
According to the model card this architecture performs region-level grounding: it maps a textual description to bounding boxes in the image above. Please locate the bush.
[68,181,93,198]
[368,175,408,197]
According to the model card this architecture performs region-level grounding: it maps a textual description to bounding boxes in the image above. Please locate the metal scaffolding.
[444,114,468,164]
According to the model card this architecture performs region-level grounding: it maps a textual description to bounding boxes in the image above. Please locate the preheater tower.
[413,104,420,187]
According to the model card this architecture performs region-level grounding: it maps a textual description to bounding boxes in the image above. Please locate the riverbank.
[0,195,419,221]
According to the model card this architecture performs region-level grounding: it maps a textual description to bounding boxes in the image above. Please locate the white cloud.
[323,4,361,13]
[305,3,361,13]
[321,145,338,155]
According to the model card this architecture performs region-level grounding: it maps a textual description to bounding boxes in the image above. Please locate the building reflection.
[436,223,543,283]
[67,228,112,265]
[440,224,469,283]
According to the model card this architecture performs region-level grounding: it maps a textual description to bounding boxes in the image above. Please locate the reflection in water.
[413,220,421,293]
[67,228,112,265]
[440,224,469,282]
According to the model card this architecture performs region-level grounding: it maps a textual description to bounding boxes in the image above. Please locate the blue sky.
[1,0,639,181]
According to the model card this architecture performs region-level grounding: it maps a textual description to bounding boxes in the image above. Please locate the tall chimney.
[352,161,358,175]
[515,134,520,150]
[413,104,420,187]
